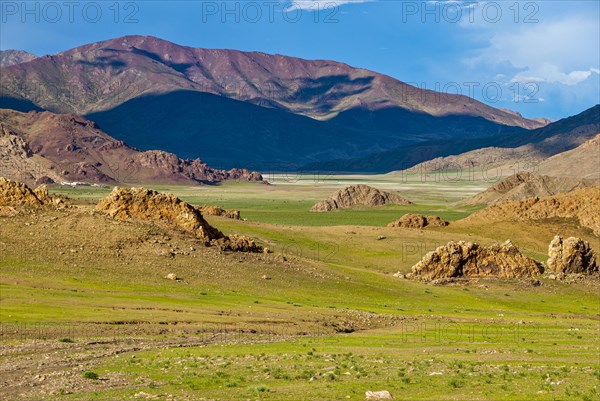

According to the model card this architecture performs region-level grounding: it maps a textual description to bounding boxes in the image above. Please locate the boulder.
[311,185,411,212]
[96,187,224,242]
[547,236,598,274]
[410,240,542,281]
[387,213,449,228]
[365,390,393,400]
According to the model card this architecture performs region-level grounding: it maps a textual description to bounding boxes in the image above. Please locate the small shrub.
[58,338,74,343]
[83,371,98,380]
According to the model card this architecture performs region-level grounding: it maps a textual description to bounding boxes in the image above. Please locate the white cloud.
[468,15,600,85]
[512,65,599,86]
[286,0,375,12]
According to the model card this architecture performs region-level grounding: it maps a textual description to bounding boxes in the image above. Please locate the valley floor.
[1,174,598,400]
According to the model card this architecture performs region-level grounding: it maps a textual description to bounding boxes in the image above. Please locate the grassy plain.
[1,173,598,400]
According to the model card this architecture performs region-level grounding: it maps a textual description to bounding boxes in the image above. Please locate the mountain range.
[1,35,550,169]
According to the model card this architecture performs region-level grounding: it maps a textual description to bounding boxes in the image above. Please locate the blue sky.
[1,0,599,120]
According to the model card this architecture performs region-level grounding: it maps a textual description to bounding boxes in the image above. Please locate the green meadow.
[1,174,598,400]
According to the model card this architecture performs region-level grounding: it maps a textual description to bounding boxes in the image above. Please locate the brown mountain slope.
[537,134,600,178]
[458,188,600,236]
[458,173,600,206]
[0,35,544,129]
[0,109,262,186]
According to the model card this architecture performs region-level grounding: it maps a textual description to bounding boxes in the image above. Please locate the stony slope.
[0,109,262,186]
[537,134,600,178]
[459,188,600,236]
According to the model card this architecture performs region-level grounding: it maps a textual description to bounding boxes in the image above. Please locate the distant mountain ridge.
[0,50,37,67]
[0,35,548,168]
[306,105,599,173]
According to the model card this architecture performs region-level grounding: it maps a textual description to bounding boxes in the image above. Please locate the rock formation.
[96,187,224,242]
[409,240,542,281]
[311,185,411,212]
[0,177,43,207]
[387,213,448,228]
[547,236,598,274]
[96,187,263,252]
[199,205,241,220]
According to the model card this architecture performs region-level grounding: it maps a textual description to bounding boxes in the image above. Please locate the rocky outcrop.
[311,185,411,212]
[409,240,542,281]
[0,177,43,207]
[96,187,263,252]
[387,213,448,229]
[199,205,241,220]
[460,188,600,236]
[547,236,598,274]
[212,235,263,253]
[96,187,224,242]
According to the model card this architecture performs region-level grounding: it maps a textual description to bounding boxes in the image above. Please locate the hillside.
[537,134,600,178]
[458,187,600,236]
[0,109,261,186]
[0,35,545,167]
[458,173,599,206]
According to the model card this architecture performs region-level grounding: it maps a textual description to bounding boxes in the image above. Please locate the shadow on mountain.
[85,90,531,170]
[76,56,127,69]
[305,105,600,172]
[287,75,373,112]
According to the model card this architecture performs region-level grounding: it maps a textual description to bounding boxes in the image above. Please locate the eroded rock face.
[199,205,241,220]
[311,185,411,212]
[409,240,542,281]
[387,213,449,229]
[547,236,598,274]
[0,177,43,207]
[96,187,224,242]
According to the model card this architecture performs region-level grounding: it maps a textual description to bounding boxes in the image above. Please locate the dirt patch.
[311,184,411,212]
[387,213,448,229]
[408,240,542,281]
